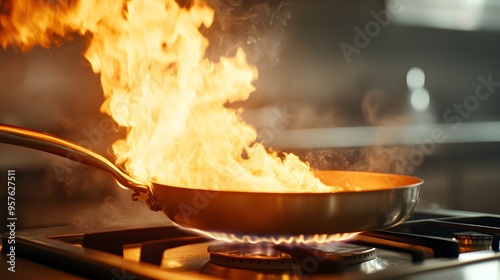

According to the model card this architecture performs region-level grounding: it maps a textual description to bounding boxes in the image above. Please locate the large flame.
[0,0,341,193]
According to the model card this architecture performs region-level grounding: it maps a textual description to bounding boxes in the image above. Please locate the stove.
[2,208,500,279]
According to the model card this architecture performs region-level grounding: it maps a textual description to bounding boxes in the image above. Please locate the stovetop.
[2,208,500,279]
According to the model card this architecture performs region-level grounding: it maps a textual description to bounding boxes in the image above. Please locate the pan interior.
[313,170,423,192]
[150,170,423,194]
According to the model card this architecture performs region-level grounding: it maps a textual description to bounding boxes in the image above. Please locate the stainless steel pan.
[0,124,423,236]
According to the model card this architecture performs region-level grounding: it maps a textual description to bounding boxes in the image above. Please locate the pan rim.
[149,170,423,195]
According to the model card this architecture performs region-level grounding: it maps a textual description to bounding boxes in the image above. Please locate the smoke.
[72,188,167,231]
[303,149,357,171]
[204,0,291,66]
[358,145,415,174]
[44,164,105,201]
[41,155,166,231]
[362,89,409,126]
[285,89,420,175]
[40,155,167,231]
[359,89,415,175]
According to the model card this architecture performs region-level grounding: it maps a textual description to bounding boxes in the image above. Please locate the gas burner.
[207,242,376,271]
[453,231,493,252]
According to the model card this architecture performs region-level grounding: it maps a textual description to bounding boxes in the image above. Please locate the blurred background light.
[410,88,430,112]
[406,67,426,89]
[388,0,500,31]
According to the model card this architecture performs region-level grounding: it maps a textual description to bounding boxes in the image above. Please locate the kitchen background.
[1,0,500,230]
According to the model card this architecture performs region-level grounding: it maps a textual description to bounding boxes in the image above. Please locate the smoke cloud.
[359,89,416,175]
[72,188,167,231]
[204,0,291,66]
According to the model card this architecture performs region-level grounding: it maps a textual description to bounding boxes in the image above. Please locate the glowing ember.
[0,0,339,193]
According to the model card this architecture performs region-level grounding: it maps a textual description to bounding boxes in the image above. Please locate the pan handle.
[0,123,160,211]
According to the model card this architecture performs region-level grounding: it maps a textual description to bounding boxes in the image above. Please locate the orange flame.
[0,0,124,50]
[1,0,339,193]
[194,230,359,244]
[88,0,337,193]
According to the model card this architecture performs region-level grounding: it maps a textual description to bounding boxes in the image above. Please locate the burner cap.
[208,242,376,270]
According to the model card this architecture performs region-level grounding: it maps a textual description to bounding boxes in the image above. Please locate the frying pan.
[0,123,423,236]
